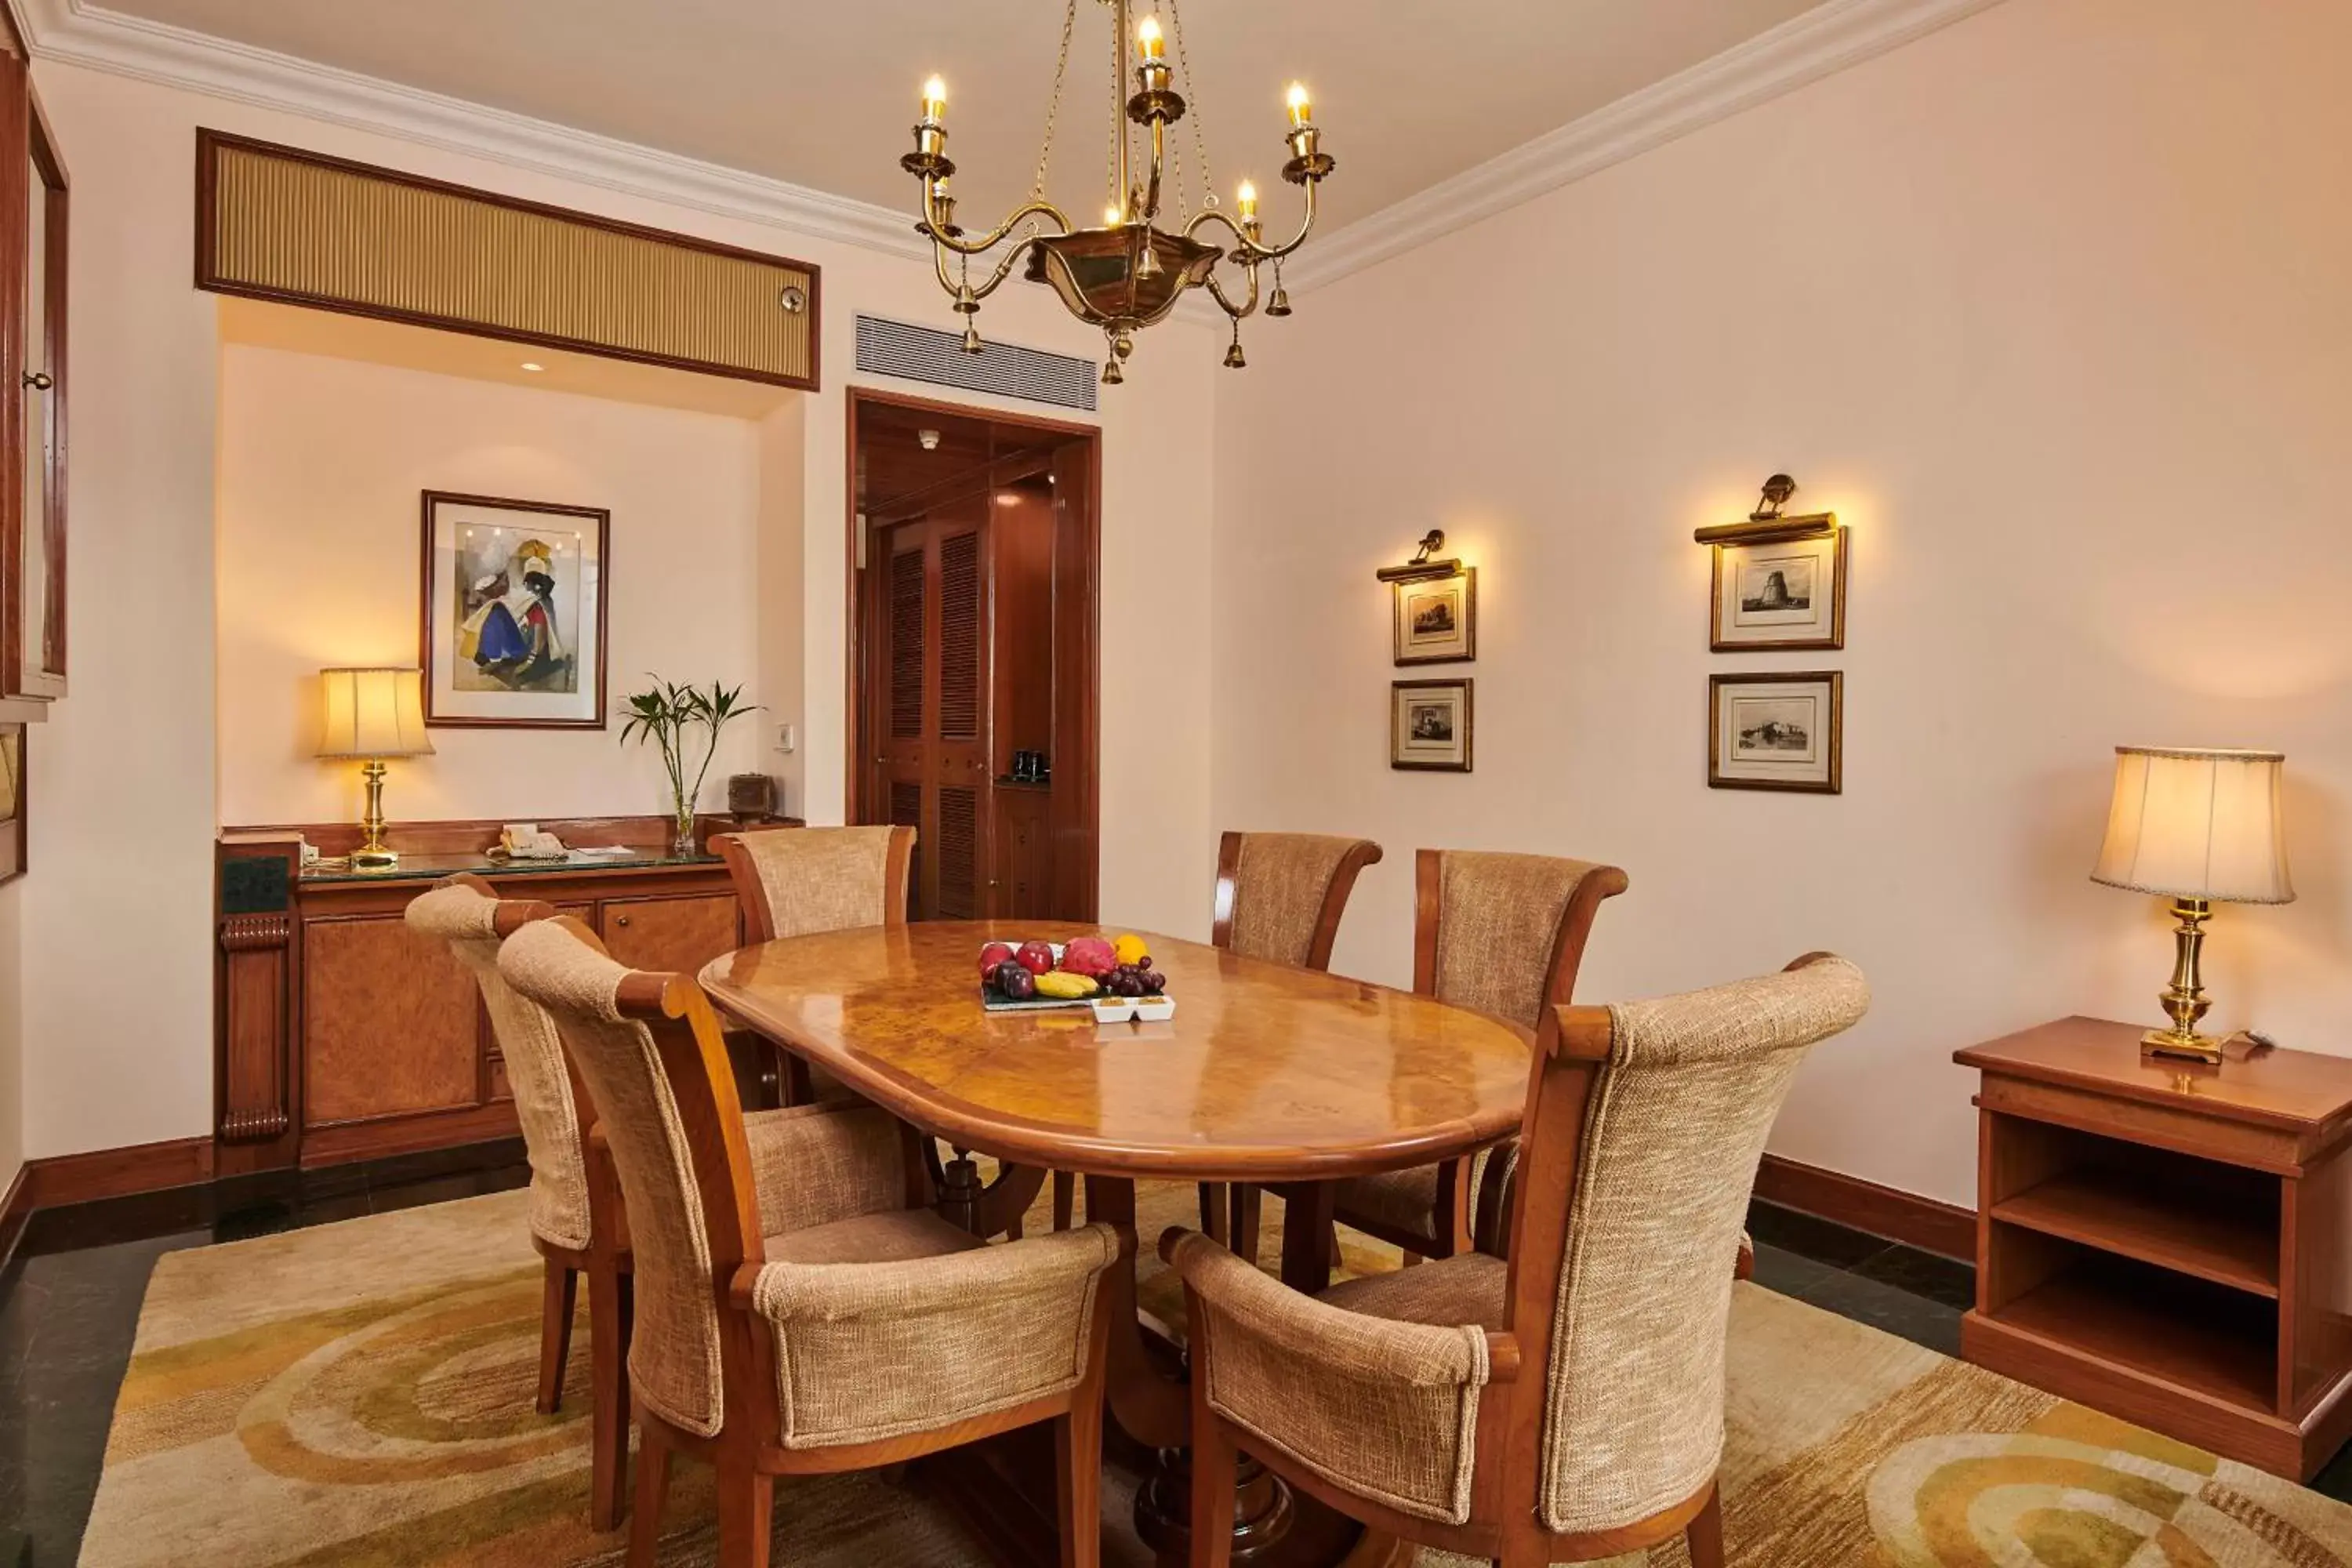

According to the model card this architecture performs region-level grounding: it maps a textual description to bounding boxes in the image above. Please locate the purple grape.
[995,962,1037,1000]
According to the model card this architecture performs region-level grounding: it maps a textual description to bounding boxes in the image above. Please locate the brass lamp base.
[352,760,400,871]
[2140,1025,2223,1066]
[2139,896,2220,1065]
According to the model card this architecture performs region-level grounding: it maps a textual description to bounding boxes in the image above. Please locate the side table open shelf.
[1958,1017,2352,1481]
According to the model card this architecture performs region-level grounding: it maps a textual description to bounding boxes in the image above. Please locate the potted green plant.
[618,677,759,855]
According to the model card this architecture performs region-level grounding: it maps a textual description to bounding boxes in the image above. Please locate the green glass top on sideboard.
[300,848,725,885]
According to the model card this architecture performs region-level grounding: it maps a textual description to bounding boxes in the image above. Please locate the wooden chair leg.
[1199,1181,1231,1245]
[717,1454,774,1568]
[1053,1170,1077,1231]
[1686,1481,1725,1568]
[1188,1396,1237,1568]
[626,1414,670,1568]
[1054,1399,1104,1568]
[1229,1185,1261,1268]
[536,1258,579,1416]
[586,1262,632,1530]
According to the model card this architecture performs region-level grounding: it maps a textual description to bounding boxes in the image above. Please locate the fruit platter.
[978,933,1174,1020]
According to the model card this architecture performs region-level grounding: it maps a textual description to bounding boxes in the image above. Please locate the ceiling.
[95,0,1831,231]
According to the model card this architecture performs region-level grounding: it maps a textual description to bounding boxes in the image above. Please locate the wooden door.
[869,506,992,920]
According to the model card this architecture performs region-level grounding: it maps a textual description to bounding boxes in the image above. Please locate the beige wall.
[0,880,20,1194]
[22,60,1219,1160]
[216,343,768,827]
[1212,0,2352,1207]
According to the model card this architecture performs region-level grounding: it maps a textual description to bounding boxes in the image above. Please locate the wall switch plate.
[775,723,797,754]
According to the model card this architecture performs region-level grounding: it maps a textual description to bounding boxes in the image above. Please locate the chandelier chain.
[1029,0,1079,201]
[1104,0,1119,213]
[1166,0,1214,208]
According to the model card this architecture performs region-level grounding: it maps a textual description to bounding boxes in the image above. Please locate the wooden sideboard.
[1958,1017,2352,1480]
[215,814,794,1174]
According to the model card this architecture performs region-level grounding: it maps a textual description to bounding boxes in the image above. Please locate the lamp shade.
[2091,746,2292,905]
[317,668,435,760]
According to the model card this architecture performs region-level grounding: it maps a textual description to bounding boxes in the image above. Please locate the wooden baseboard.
[0,1162,28,1278]
[1755,1152,1976,1261]
[20,1135,216,1210]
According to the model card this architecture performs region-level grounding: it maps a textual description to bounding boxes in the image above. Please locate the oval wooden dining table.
[701,919,1532,1568]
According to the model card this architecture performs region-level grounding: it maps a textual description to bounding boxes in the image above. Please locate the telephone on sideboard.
[495,823,569,861]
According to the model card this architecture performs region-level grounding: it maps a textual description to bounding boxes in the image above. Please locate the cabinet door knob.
[615,914,632,927]
[21,371,50,391]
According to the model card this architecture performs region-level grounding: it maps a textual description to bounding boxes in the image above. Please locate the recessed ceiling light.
[520,361,546,372]
[993,491,1022,507]
[917,429,942,451]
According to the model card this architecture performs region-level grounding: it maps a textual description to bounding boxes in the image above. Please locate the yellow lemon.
[1113,933,1151,967]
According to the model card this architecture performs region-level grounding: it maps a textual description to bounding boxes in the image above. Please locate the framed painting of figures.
[419,491,608,728]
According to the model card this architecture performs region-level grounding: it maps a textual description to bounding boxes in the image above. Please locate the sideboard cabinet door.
[303,916,478,1128]
[0,51,64,703]
[599,894,739,975]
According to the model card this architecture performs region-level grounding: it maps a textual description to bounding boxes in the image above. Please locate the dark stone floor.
[0,1154,2340,1563]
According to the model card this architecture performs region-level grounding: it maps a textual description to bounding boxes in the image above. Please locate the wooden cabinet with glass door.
[0,38,65,706]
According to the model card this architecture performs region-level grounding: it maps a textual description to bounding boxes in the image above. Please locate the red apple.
[1017,941,1058,975]
[978,942,1016,981]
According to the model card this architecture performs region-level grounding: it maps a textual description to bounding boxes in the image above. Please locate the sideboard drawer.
[600,894,739,975]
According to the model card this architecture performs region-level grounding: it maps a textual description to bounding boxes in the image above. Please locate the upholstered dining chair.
[1178,831,1384,1257]
[1327,848,1626,1265]
[405,875,637,1524]
[499,914,1120,1568]
[1164,953,1871,1568]
[712,825,913,1108]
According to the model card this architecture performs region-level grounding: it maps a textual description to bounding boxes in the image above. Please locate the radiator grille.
[855,314,1097,412]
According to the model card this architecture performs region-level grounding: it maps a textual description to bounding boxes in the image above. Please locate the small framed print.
[0,722,24,884]
[1711,524,1846,652]
[1709,671,1842,793]
[1393,568,1476,665]
[1392,679,1473,772]
[420,492,609,728]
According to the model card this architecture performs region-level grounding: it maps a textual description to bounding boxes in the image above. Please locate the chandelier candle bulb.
[1286,82,1313,129]
[1236,180,1258,220]
[920,75,947,123]
[1136,16,1164,61]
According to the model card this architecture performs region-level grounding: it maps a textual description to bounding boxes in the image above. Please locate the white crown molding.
[12,0,932,263]
[10,0,2005,301]
[1281,0,2008,294]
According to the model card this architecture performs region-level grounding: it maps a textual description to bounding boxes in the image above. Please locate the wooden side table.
[1957,1016,2352,1479]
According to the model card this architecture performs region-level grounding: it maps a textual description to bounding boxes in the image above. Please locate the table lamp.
[317,667,434,869]
[2091,745,2293,1064]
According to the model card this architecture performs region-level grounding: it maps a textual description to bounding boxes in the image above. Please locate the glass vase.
[671,797,698,857]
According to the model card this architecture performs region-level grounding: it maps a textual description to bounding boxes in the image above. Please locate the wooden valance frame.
[194,129,821,389]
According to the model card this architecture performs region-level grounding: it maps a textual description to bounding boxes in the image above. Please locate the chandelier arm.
[1203,260,1260,321]
[920,190,1075,256]
[1203,177,1319,262]
[964,233,1047,303]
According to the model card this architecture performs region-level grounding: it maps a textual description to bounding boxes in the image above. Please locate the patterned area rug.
[77,1184,2352,1567]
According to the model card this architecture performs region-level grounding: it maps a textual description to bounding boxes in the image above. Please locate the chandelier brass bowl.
[902,0,1334,383]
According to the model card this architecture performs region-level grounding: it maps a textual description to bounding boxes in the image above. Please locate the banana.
[1033,971,1100,1000]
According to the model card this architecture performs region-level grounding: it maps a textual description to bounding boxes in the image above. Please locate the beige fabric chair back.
[499,918,731,1439]
[716,826,909,942]
[1216,832,1382,970]
[1429,850,1611,1029]
[1537,955,1869,1534]
[405,878,587,1252]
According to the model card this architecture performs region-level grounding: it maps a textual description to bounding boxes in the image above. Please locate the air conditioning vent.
[855,314,1097,413]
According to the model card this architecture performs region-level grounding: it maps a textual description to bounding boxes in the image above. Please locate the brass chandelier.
[902,0,1334,383]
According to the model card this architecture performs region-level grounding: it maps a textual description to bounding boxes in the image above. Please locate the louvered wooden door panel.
[868,509,992,920]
